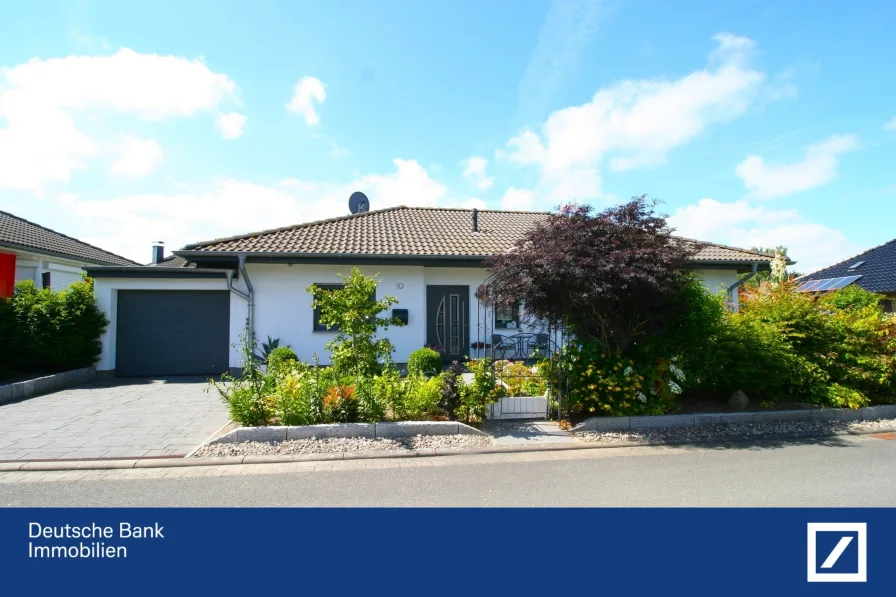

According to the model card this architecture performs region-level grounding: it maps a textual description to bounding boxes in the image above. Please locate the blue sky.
[1,0,894,272]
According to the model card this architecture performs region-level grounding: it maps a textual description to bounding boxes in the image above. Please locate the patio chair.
[526,333,552,360]
[491,334,518,360]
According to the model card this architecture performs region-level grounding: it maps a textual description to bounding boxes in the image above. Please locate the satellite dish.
[349,191,370,214]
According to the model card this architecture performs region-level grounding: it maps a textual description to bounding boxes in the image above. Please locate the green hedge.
[0,279,108,379]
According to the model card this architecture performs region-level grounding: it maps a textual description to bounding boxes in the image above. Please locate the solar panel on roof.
[828,275,862,290]
[796,275,862,292]
[814,278,842,291]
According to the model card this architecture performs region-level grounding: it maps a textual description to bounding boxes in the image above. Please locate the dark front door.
[116,290,230,377]
[426,285,469,362]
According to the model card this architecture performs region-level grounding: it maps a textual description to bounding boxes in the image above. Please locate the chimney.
[151,241,165,265]
[472,208,479,233]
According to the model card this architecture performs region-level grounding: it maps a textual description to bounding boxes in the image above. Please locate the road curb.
[1,425,894,473]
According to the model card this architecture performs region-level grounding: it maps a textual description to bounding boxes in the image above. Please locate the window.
[41,271,51,289]
[311,284,377,332]
[495,302,520,329]
[312,284,344,332]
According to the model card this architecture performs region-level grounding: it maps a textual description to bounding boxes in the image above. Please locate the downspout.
[225,254,254,342]
[726,262,759,311]
[238,254,255,343]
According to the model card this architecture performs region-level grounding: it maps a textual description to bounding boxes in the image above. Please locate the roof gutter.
[726,262,759,311]
[172,250,491,262]
[173,249,778,270]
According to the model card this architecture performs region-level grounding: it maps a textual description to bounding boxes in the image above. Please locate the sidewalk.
[482,420,581,446]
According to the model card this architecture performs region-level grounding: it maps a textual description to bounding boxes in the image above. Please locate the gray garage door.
[116,290,230,377]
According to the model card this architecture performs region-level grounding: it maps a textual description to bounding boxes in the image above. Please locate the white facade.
[92,263,743,375]
[6,248,91,292]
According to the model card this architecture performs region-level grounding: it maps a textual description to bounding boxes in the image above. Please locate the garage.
[115,290,230,377]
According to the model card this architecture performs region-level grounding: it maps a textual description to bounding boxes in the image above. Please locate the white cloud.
[0,48,239,190]
[111,137,163,177]
[287,76,326,126]
[884,117,896,131]
[461,156,494,190]
[501,33,769,207]
[668,197,859,274]
[462,197,487,210]
[56,158,448,262]
[735,134,858,199]
[499,187,536,211]
[216,112,247,139]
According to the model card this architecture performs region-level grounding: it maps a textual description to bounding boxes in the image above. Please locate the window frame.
[312,283,345,332]
[311,283,378,332]
[495,301,520,329]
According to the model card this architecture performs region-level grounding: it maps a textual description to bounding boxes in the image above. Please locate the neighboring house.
[0,210,138,297]
[796,239,896,312]
[84,206,778,378]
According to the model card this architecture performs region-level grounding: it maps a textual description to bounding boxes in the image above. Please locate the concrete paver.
[0,377,229,461]
[482,419,581,445]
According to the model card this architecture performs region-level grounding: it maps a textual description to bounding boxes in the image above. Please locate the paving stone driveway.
[0,378,230,461]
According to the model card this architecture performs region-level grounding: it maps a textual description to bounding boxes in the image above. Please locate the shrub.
[397,375,442,420]
[10,279,108,373]
[354,372,389,422]
[322,384,358,423]
[456,358,500,423]
[407,347,442,377]
[688,281,896,408]
[272,367,312,426]
[439,361,464,420]
[267,345,299,372]
[211,330,274,426]
[821,285,885,311]
[494,360,546,396]
[541,341,683,417]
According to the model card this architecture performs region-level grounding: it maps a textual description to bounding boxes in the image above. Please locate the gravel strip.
[192,434,493,458]
[575,417,896,445]
[404,434,493,451]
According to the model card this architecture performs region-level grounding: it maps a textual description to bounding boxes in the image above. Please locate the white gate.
[487,396,548,420]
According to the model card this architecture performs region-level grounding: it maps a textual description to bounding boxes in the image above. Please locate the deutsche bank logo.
[806,523,867,582]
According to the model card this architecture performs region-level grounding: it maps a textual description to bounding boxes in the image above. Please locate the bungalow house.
[0,210,138,297]
[84,206,778,378]
[796,238,896,312]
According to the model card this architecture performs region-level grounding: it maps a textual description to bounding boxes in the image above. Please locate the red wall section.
[0,253,16,298]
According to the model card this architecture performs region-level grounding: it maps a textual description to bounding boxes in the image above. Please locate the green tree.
[308,268,405,376]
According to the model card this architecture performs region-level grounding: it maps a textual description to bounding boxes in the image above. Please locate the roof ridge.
[183,205,554,249]
[0,210,140,266]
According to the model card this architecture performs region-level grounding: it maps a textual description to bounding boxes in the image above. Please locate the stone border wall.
[0,366,97,406]
[212,421,486,444]
[573,404,896,432]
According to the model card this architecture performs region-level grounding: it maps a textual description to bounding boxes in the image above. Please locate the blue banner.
[0,508,891,595]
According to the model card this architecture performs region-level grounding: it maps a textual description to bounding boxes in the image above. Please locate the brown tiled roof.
[0,210,138,266]
[183,206,773,264]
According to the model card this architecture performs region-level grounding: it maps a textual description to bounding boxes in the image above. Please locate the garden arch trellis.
[474,265,571,421]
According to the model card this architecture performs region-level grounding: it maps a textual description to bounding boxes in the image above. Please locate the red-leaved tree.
[484,196,700,353]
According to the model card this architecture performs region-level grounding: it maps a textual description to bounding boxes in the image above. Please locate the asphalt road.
[2,434,895,507]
